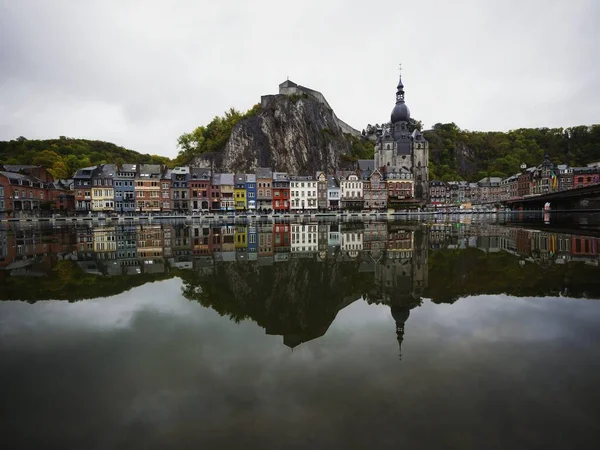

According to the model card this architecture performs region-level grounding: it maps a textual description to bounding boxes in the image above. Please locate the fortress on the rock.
[261,79,361,137]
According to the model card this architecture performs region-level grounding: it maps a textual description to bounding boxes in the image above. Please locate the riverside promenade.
[0,209,510,224]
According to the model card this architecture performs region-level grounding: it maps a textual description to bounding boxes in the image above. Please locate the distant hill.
[0,136,171,179]
[423,123,600,182]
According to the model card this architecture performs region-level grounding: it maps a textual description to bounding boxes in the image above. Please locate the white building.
[327,176,341,209]
[340,172,363,209]
[341,230,363,253]
[291,223,318,253]
[290,176,318,211]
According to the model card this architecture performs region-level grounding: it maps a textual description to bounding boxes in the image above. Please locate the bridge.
[505,184,600,211]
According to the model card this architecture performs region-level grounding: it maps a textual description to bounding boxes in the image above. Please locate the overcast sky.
[1,0,598,158]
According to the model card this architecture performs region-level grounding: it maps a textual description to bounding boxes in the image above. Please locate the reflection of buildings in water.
[372,227,429,358]
[5,222,600,354]
[291,223,318,254]
[341,230,363,254]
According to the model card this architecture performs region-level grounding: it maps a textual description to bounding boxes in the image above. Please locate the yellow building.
[91,165,116,212]
[234,174,247,210]
[93,227,117,253]
[91,187,115,211]
[235,226,248,249]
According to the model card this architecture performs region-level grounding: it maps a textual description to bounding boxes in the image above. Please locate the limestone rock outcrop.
[219,94,352,174]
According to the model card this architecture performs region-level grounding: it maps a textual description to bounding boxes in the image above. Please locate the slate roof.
[327,176,340,189]
[273,172,289,181]
[0,171,43,184]
[73,166,98,179]
[117,163,137,172]
[1,165,39,172]
[212,173,234,185]
[138,164,162,177]
[256,167,273,179]
[99,164,116,177]
[190,167,211,179]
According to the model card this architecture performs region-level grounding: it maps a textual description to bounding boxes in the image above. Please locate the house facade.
[363,169,386,210]
[246,174,257,210]
[272,172,290,212]
[256,168,273,211]
[290,176,317,211]
[340,172,363,210]
[73,166,98,212]
[91,164,115,212]
[171,166,190,212]
[189,168,211,211]
[114,164,137,213]
[135,164,162,212]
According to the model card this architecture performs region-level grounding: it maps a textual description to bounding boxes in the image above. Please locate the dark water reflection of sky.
[1,279,600,450]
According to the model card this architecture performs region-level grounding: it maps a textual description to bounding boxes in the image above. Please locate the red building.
[0,171,48,216]
[273,223,290,251]
[571,236,598,257]
[190,168,211,211]
[272,172,290,212]
[573,167,600,189]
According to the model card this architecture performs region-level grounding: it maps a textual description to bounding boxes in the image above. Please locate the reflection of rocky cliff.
[180,255,371,348]
[181,227,430,355]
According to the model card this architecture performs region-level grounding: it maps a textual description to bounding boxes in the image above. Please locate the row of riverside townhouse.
[429,155,600,206]
[1,163,418,216]
[5,155,600,217]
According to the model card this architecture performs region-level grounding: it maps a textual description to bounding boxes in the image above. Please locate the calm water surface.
[1,217,600,449]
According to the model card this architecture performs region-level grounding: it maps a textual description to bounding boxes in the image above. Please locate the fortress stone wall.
[260,80,361,138]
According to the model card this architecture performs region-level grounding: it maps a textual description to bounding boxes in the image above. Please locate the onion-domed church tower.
[374,71,429,202]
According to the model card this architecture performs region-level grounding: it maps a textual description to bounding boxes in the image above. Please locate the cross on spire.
[398,63,402,74]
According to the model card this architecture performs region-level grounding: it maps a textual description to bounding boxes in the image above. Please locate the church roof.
[391,103,410,124]
[279,79,298,89]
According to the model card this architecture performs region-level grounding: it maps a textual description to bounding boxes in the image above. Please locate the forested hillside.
[424,123,600,182]
[0,136,171,179]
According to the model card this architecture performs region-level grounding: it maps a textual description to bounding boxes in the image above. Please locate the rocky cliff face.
[219,94,352,174]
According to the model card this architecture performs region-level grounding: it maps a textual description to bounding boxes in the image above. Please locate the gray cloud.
[1,283,600,448]
[1,0,598,158]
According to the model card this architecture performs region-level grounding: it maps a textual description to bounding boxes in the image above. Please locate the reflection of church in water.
[368,225,429,359]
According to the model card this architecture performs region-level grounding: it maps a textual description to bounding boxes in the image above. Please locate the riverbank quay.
[0,209,538,224]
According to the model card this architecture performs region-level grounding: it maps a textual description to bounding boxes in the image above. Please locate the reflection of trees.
[0,260,172,302]
[426,248,600,302]
[179,255,376,348]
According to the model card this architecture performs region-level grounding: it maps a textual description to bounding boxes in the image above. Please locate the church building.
[373,72,429,203]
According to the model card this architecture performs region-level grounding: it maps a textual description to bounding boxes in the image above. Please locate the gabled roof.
[255,167,273,179]
[98,164,116,177]
[273,172,289,181]
[212,173,234,185]
[1,165,40,172]
[73,166,98,179]
[0,171,43,184]
[138,164,161,176]
[190,167,211,179]
[117,163,137,172]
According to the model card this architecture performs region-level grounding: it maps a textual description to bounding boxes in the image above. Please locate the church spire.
[391,305,411,360]
[390,75,410,123]
[396,64,405,104]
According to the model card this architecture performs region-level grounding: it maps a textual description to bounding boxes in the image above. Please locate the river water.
[1,216,600,449]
